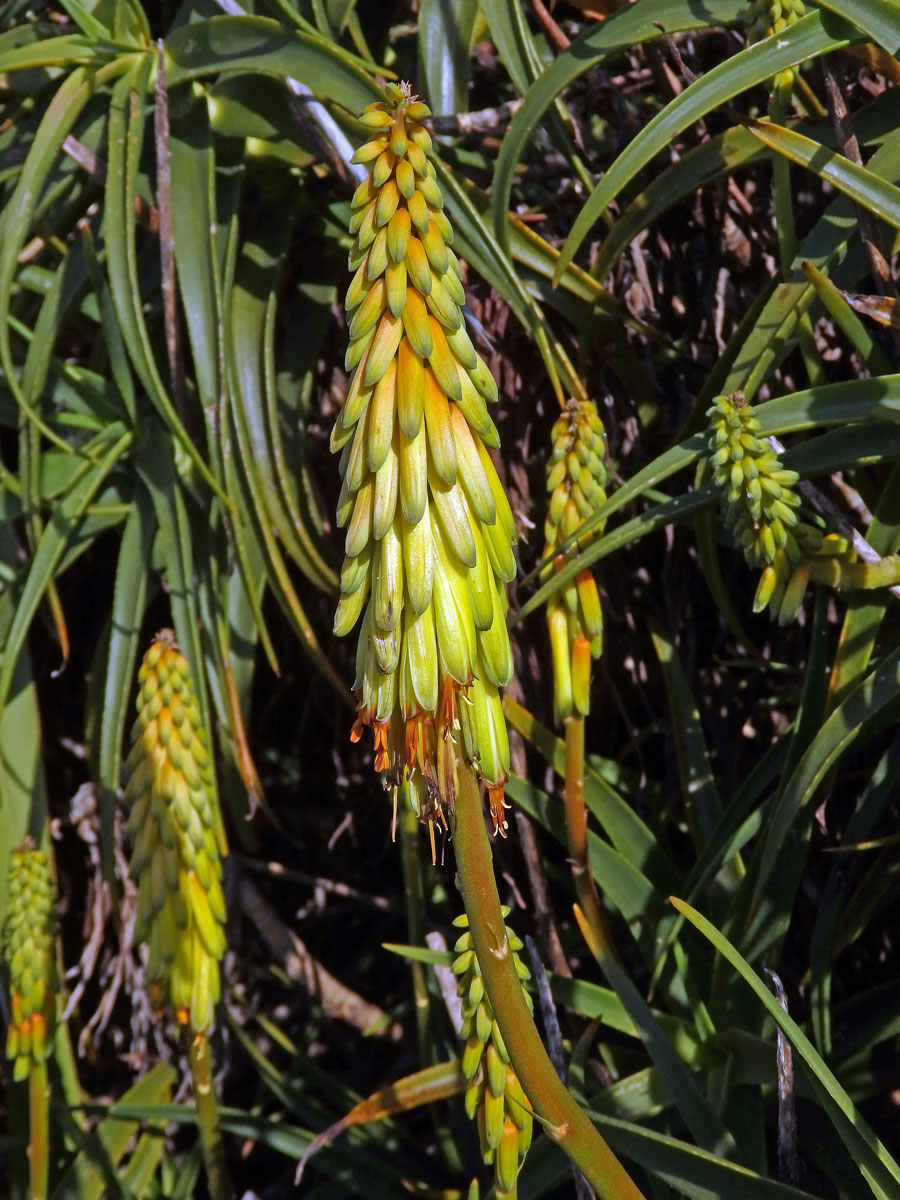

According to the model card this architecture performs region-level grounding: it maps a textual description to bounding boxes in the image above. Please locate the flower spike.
[542,398,609,726]
[3,839,59,1082]
[452,910,533,1197]
[334,83,516,836]
[125,631,228,1032]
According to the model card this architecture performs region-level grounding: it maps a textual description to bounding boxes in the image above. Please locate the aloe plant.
[0,1,899,1197]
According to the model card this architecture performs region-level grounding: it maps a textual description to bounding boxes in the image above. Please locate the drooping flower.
[3,838,59,1081]
[125,632,227,1032]
[332,83,516,837]
[543,398,608,725]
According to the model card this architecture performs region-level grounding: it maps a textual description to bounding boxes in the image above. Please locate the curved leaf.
[418,0,479,116]
[815,0,900,53]
[492,0,745,252]
[552,10,854,283]
[164,16,381,112]
[745,118,900,230]
[673,897,900,1199]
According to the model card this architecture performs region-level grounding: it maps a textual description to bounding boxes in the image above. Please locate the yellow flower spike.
[452,910,532,1195]
[707,393,854,623]
[542,398,609,727]
[3,839,59,1082]
[335,84,516,833]
[125,631,227,1033]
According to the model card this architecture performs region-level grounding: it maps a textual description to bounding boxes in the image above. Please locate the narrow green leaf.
[599,954,742,1162]
[0,32,98,73]
[103,55,230,508]
[0,431,132,722]
[0,66,99,454]
[749,641,900,926]
[54,1063,176,1200]
[592,126,766,284]
[96,487,155,878]
[505,773,670,962]
[650,625,723,847]
[169,87,220,415]
[593,1113,827,1200]
[552,11,854,284]
[745,118,900,231]
[164,16,381,111]
[672,897,900,1199]
[815,0,900,53]
[504,696,678,889]
[134,422,214,738]
[492,0,745,252]
[227,211,337,591]
[418,0,479,116]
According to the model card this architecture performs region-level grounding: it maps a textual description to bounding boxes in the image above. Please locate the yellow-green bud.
[3,838,59,1081]
[125,631,228,1032]
[543,398,608,723]
[451,910,533,1196]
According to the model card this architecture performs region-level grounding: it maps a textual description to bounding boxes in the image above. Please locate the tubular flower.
[452,911,533,1199]
[125,632,228,1033]
[745,0,806,108]
[332,83,516,837]
[3,839,59,1082]
[542,398,608,725]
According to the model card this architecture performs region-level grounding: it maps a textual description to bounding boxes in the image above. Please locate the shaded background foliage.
[1,0,900,1197]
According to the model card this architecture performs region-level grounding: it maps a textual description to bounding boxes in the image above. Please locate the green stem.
[564,716,618,964]
[28,1061,49,1200]
[770,103,825,390]
[398,789,433,1065]
[771,151,796,281]
[189,1032,234,1200]
[452,761,646,1200]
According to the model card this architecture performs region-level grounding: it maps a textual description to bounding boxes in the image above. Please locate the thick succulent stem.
[564,715,617,964]
[28,1061,49,1200]
[189,1032,233,1200]
[452,761,645,1200]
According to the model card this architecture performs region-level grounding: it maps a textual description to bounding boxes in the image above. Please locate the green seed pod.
[3,839,59,1082]
[125,631,228,1033]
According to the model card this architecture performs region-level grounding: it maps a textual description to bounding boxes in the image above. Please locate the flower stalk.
[543,398,615,959]
[189,1031,233,1200]
[452,759,645,1200]
[564,715,618,964]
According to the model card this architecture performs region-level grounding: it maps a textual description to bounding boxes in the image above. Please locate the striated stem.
[28,1062,49,1200]
[564,716,619,965]
[452,761,646,1200]
[189,1032,234,1200]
